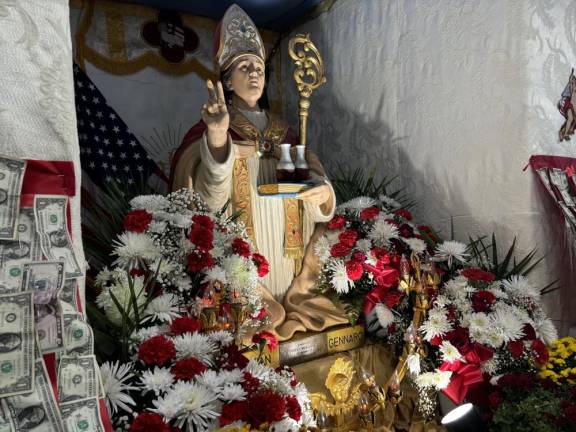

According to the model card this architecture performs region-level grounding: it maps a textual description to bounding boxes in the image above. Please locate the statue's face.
[228,55,265,105]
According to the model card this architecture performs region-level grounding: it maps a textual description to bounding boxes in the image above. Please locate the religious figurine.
[169,4,347,340]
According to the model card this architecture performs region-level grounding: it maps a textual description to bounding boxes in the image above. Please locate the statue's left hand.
[297,184,331,206]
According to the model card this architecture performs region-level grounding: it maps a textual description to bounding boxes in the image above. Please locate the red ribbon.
[362,267,399,316]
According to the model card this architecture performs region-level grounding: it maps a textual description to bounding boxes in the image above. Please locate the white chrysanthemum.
[375,303,395,328]
[95,267,113,286]
[402,237,426,254]
[439,341,464,363]
[201,266,227,285]
[502,275,541,301]
[416,371,452,390]
[148,220,167,234]
[466,312,490,333]
[379,195,401,209]
[96,277,146,326]
[314,236,332,263]
[152,381,219,431]
[175,274,192,292]
[444,276,469,299]
[488,286,508,299]
[482,355,500,375]
[532,316,558,345]
[208,330,234,347]
[482,330,505,349]
[355,239,373,254]
[368,218,399,247]
[155,211,194,229]
[222,255,258,293]
[434,241,469,267]
[140,367,174,396]
[270,417,300,432]
[131,325,166,344]
[113,232,160,267]
[143,293,181,323]
[420,308,452,341]
[433,295,450,309]
[99,361,137,414]
[150,259,175,277]
[490,307,525,342]
[173,332,217,365]
[219,383,246,402]
[196,369,243,395]
[130,195,169,212]
[244,359,272,381]
[407,353,421,375]
[337,196,377,213]
[327,259,352,294]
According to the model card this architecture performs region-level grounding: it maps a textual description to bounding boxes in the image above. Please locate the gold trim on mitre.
[215,4,265,71]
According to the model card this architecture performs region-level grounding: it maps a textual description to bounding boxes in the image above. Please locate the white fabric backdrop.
[280,0,576,334]
[0,0,85,304]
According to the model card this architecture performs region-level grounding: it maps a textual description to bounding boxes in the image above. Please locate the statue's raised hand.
[202,80,229,150]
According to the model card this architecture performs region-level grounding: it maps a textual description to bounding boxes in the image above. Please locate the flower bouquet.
[315,195,439,344]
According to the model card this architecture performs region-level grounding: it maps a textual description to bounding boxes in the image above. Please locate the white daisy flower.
[208,330,234,347]
[402,237,426,254]
[140,367,174,396]
[420,308,452,341]
[143,293,181,323]
[375,303,395,328]
[379,195,401,209]
[314,236,332,263]
[532,315,558,345]
[173,332,217,365]
[99,361,137,414]
[327,259,353,294]
[130,195,169,212]
[337,196,377,213]
[201,266,227,285]
[219,383,246,402]
[490,307,525,342]
[152,381,219,431]
[434,241,469,267]
[368,218,399,247]
[439,341,464,363]
[112,232,160,267]
[96,276,146,326]
[407,353,421,375]
[502,275,541,301]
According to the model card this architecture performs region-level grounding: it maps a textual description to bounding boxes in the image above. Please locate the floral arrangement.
[101,324,314,432]
[315,195,438,343]
[540,337,576,384]
[411,256,558,415]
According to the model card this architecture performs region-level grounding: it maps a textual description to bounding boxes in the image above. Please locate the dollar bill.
[58,355,99,403]
[63,313,93,356]
[0,291,35,397]
[34,196,82,278]
[2,357,65,431]
[22,261,65,305]
[0,208,42,294]
[59,397,104,432]
[59,279,78,313]
[0,156,26,241]
[0,401,15,432]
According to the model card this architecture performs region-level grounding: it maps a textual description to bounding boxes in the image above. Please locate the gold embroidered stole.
[228,106,304,262]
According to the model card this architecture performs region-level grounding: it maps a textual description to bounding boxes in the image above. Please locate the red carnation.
[531,339,549,365]
[521,323,537,341]
[247,389,286,426]
[171,357,207,380]
[345,260,363,281]
[430,335,443,346]
[220,401,248,426]
[327,215,346,230]
[188,226,213,252]
[399,223,414,238]
[286,395,302,421]
[371,247,390,263]
[338,229,359,247]
[462,267,496,282]
[472,290,496,312]
[188,251,214,272]
[254,308,268,321]
[351,251,366,263]
[394,208,413,220]
[138,335,176,366]
[330,242,352,258]
[130,412,171,432]
[192,214,214,231]
[360,206,380,221]
[252,330,278,350]
[170,316,201,335]
[252,253,269,277]
[219,344,249,370]
[123,209,153,233]
[507,340,525,358]
[232,238,251,257]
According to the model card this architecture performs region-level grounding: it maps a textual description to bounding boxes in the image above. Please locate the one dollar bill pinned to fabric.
[0,156,26,241]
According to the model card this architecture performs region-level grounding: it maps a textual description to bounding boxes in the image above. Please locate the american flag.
[73,63,164,188]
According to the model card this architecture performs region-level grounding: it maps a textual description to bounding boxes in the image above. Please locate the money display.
[0,157,26,241]
[0,291,34,397]
[2,357,65,431]
[63,313,93,356]
[57,355,99,403]
[0,208,41,294]
[59,397,104,432]
[34,196,83,278]
[0,402,14,431]
[59,279,78,312]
